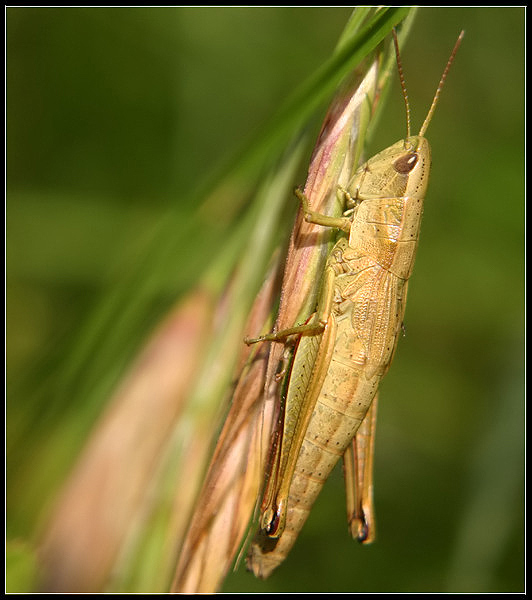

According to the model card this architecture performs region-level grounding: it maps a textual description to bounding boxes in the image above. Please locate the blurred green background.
[6,6,524,593]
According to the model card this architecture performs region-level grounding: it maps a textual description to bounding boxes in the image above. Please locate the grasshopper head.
[355,28,463,202]
[392,135,432,199]
[351,135,431,200]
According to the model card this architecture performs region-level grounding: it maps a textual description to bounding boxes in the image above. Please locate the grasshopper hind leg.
[343,394,378,545]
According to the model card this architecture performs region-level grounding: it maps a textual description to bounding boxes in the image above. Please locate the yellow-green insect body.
[246,31,463,579]
[247,135,431,578]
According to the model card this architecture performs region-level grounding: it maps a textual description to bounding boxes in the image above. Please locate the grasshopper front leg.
[295,188,351,233]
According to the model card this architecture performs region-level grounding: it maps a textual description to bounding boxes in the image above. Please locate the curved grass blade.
[30,7,416,593]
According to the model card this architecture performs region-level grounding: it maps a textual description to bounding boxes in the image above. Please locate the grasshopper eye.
[394,152,418,174]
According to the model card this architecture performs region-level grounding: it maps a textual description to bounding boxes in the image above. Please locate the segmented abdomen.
[248,312,382,578]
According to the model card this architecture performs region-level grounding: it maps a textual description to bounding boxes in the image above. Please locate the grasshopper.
[245,30,464,578]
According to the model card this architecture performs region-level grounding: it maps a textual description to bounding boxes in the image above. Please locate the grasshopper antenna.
[418,30,465,137]
[392,28,411,141]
